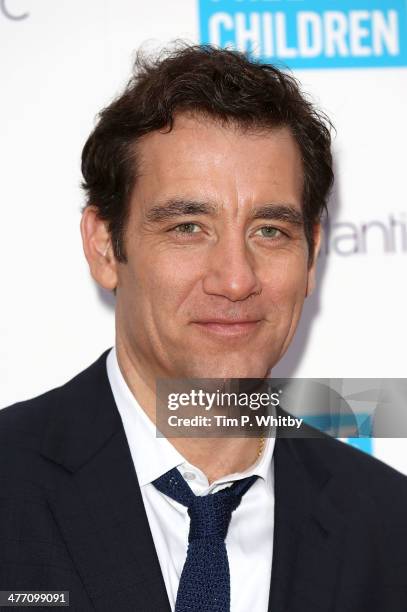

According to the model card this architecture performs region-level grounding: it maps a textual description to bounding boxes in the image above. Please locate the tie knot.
[152,468,259,543]
[188,490,240,542]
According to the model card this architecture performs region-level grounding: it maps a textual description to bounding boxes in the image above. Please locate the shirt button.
[183,471,196,481]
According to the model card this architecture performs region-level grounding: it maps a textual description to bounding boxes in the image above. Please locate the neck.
[115,341,263,484]
[169,437,263,484]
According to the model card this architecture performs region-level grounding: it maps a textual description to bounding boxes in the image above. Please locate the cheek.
[128,248,203,314]
[261,258,308,306]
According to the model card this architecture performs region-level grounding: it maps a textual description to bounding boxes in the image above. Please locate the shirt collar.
[106,347,275,490]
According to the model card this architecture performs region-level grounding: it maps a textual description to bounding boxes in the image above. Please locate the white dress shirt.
[106,347,275,612]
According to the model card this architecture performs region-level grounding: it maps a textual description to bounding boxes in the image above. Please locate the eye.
[172,223,201,234]
[255,226,284,239]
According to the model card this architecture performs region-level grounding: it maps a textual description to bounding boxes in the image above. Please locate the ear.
[80,206,118,291]
[306,222,322,297]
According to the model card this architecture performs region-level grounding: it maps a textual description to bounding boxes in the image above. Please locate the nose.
[202,232,262,302]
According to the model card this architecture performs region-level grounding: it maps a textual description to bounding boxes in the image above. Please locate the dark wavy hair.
[81,43,334,264]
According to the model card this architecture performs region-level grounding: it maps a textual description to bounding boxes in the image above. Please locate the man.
[1,44,406,612]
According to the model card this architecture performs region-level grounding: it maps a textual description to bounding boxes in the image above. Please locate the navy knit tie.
[152,467,258,612]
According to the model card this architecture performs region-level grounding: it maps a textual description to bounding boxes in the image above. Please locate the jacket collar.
[40,350,171,611]
[41,349,121,472]
[269,428,347,612]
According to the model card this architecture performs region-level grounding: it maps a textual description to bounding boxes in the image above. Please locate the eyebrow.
[144,198,304,226]
[144,199,217,223]
[251,204,304,226]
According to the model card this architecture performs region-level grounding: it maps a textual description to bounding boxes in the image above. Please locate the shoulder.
[0,350,111,441]
[279,413,407,490]
[305,433,406,483]
[298,434,407,517]
[0,387,60,451]
[0,388,66,528]
[0,350,112,475]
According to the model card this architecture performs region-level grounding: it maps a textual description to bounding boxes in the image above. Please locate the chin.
[181,355,274,380]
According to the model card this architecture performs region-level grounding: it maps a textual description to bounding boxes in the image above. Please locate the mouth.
[192,319,262,337]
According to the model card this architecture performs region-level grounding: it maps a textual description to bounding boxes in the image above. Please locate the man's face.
[115,113,320,379]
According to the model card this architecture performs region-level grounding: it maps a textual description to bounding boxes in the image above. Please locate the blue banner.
[198,0,407,69]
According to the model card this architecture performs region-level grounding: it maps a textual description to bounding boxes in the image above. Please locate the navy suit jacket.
[1,351,407,611]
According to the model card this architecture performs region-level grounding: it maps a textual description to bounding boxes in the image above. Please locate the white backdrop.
[1,0,406,472]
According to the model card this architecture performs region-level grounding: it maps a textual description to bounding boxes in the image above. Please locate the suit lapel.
[41,351,171,612]
[269,435,348,612]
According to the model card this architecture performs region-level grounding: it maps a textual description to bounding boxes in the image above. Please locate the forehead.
[132,113,303,211]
